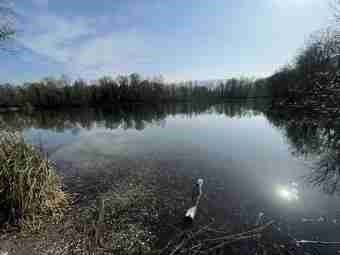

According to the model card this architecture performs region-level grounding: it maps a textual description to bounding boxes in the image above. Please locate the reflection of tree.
[283,118,323,157]
[1,103,212,132]
[307,151,340,194]
[3,102,264,133]
[265,109,340,194]
[71,127,81,136]
[213,100,266,118]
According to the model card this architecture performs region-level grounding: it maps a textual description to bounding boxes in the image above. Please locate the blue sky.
[0,0,333,83]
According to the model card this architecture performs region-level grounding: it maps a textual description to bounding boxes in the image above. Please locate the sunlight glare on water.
[276,182,299,202]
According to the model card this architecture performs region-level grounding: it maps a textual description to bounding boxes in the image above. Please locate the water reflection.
[2,101,340,240]
[1,103,210,131]
[265,109,340,195]
[0,101,265,132]
[308,152,340,194]
[276,182,299,202]
[2,101,340,197]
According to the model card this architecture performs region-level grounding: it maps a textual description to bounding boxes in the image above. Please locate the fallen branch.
[202,220,274,243]
[164,220,275,255]
[205,233,261,253]
[297,240,340,246]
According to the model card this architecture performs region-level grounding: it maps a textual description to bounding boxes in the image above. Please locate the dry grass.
[0,131,67,231]
[75,178,159,254]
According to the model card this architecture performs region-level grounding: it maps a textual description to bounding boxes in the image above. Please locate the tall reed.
[0,131,67,229]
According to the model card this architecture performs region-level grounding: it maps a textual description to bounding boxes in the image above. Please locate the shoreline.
[0,156,194,254]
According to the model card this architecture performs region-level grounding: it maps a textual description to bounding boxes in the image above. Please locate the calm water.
[2,102,340,241]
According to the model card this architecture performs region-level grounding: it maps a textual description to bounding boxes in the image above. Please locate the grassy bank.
[0,131,67,231]
[0,142,165,254]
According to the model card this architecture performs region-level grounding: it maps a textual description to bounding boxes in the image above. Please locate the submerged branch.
[163,220,275,255]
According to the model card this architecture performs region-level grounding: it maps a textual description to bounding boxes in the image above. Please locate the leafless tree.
[297,28,340,74]
[331,0,340,42]
[0,0,15,51]
[332,0,340,22]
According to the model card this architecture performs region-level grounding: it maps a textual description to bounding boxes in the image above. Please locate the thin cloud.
[7,0,331,83]
[20,13,97,71]
[32,0,49,8]
[19,8,162,79]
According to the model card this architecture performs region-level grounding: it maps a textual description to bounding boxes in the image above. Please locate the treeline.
[3,25,336,110]
[215,78,269,99]
[0,74,214,108]
[0,73,270,109]
[3,26,339,110]
[1,1,340,110]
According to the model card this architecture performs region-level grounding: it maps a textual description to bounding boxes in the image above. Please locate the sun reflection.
[276,183,299,201]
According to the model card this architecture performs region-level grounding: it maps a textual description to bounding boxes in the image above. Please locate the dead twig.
[202,220,274,243]
[164,221,275,255]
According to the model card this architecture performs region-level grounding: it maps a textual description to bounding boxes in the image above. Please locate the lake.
[2,101,340,242]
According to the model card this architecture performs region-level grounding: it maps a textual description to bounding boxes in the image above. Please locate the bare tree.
[332,0,340,21]
[331,0,340,42]
[0,0,15,51]
[297,28,340,73]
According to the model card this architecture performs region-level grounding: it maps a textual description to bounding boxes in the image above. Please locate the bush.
[0,132,67,229]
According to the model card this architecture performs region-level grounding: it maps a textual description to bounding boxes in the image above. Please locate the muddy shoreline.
[0,157,200,254]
